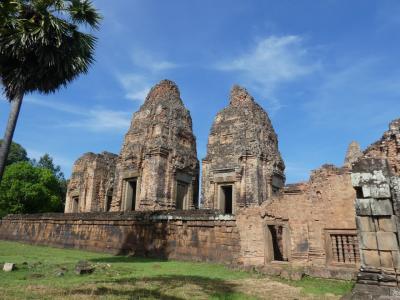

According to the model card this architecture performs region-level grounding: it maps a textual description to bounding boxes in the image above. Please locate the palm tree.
[0,0,101,181]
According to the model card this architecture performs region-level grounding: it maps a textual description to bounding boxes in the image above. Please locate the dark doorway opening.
[125,179,137,211]
[268,225,286,261]
[221,185,233,214]
[176,181,188,210]
[106,189,113,212]
[72,197,79,213]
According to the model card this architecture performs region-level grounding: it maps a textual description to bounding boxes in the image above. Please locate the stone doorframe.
[217,183,236,214]
[121,171,141,211]
[264,220,291,264]
[174,172,194,210]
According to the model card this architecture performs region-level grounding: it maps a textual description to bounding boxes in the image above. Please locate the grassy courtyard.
[0,241,353,299]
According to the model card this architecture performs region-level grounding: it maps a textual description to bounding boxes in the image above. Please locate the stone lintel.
[121,170,140,180]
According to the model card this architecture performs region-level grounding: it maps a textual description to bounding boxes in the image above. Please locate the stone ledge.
[1,210,236,222]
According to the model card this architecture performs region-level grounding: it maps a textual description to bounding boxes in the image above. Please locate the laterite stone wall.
[0,210,240,264]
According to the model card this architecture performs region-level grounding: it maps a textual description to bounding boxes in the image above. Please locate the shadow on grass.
[88,255,167,264]
[69,275,239,300]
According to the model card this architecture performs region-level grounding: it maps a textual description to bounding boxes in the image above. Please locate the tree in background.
[0,162,64,217]
[35,153,67,206]
[0,142,66,217]
[0,0,101,182]
[0,139,28,166]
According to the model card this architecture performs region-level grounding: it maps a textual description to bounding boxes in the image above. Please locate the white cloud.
[116,50,178,102]
[25,97,131,132]
[66,108,131,132]
[131,50,178,72]
[25,97,86,116]
[117,74,151,102]
[217,35,319,110]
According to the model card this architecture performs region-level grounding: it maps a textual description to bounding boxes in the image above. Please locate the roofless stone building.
[201,85,285,214]
[110,80,199,211]
[65,151,118,213]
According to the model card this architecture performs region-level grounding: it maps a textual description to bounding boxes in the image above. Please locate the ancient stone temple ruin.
[65,152,117,213]
[111,80,199,211]
[201,85,285,214]
[3,79,400,296]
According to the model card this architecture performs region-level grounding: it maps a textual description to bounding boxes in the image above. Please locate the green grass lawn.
[0,241,353,299]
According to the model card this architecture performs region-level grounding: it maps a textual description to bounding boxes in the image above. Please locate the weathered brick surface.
[65,152,118,213]
[0,211,239,263]
[112,80,199,211]
[201,85,285,211]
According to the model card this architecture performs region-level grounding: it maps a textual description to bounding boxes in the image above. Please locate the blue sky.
[1,0,400,183]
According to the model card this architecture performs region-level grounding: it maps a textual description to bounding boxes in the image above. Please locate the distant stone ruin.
[65,151,118,213]
[2,79,400,290]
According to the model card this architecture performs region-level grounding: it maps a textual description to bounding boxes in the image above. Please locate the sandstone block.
[357,216,376,232]
[377,232,399,251]
[75,260,95,275]
[362,250,381,268]
[360,232,378,250]
[392,251,400,269]
[362,184,391,199]
[370,199,393,216]
[356,198,372,216]
[378,216,397,232]
[379,251,394,268]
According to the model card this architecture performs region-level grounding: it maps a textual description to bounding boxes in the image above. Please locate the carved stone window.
[326,229,360,265]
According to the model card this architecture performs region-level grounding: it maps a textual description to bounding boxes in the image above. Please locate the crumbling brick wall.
[233,164,357,271]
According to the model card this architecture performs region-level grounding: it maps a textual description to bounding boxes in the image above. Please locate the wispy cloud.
[66,108,131,132]
[117,74,151,102]
[25,97,131,132]
[25,97,86,116]
[217,35,319,111]
[131,50,179,72]
[117,50,178,102]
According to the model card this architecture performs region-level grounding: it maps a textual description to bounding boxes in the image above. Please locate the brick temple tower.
[201,85,285,214]
[111,80,199,211]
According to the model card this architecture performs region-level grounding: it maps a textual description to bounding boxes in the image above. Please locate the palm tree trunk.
[0,93,23,182]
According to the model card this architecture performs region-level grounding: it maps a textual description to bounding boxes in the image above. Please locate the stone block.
[392,251,400,269]
[362,184,391,199]
[362,250,381,268]
[378,216,397,232]
[360,232,378,250]
[370,199,393,216]
[2,263,15,272]
[377,232,399,251]
[356,198,372,216]
[357,216,376,232]
[379,251,394,268]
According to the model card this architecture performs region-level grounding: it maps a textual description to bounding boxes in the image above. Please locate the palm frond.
[0,0,101,100]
